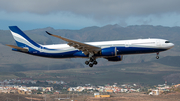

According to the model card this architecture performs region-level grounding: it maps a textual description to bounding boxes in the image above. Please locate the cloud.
[1,0,180,17]
[1,0,180,29]
[0,11,101,30]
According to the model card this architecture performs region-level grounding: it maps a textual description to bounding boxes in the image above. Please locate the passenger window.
[165,41,170,43]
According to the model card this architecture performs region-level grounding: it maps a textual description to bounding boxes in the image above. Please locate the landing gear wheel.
[156,56,159,59]
[85,61,89,65]
[156,52,159,59]
[89,63,93,67]
[93,61,98,65]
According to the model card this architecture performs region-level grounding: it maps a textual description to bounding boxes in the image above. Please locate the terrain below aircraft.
[7,26,174,67]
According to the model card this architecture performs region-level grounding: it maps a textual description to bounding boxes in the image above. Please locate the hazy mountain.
[0,25,180,71]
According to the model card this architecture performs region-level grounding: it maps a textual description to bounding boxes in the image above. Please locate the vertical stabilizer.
[9,26,41,50]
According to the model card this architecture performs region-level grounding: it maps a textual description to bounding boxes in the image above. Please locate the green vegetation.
[13,57,180,85]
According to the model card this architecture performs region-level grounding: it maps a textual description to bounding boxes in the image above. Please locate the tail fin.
[9,26,41,50]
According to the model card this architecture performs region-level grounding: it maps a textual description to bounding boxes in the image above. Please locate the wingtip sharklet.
[46,31,52,35]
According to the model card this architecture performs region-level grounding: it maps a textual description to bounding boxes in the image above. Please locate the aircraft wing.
[46,31,101,55]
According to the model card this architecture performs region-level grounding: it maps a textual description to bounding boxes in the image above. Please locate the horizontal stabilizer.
[6,45,28,52]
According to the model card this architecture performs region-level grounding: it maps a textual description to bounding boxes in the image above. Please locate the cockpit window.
[165,41,170,43]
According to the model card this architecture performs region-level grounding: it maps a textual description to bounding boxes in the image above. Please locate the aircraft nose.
[169,43,174,48]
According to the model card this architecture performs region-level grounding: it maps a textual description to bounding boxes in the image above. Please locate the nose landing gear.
[156,52,159,59]
[156,56,159,59]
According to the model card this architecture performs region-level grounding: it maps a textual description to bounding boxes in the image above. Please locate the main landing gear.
[156,52,159,59]
[85,57,98,67]
[84,53,98,67]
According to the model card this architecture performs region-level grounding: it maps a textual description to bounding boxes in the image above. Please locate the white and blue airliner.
[7,26,174,67]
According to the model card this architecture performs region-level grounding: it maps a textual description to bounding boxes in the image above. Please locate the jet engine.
[105,55,123,61]
[101,47,117,56]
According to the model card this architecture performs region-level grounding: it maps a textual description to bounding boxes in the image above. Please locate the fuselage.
[33,38,174,58]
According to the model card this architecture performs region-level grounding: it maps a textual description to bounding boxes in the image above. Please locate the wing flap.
[46,31,101,55]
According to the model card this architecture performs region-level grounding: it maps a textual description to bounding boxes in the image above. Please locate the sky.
[0,0,180,30]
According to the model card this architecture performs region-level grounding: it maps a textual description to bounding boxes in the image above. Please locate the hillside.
[0,25,179,68]
[12,56,179,85]
[0,25,180,84]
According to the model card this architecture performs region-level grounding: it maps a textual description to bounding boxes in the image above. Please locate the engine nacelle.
[105,55,123,61]
[101,47,117,56]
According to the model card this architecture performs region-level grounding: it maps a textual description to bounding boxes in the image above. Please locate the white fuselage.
[41,38,174,56]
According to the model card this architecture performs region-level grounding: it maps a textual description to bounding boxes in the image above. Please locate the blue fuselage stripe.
[13,46,167,58]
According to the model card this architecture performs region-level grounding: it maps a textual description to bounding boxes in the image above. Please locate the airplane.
[7,26,174,67]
